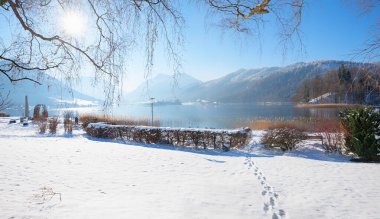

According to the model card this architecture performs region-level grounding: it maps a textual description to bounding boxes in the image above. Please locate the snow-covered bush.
[48,117,59,134]
[85,123,251,151]
[261,128,306,151]
[339,107,380,161]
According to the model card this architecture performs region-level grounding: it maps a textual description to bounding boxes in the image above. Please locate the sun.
[61,11,86,38]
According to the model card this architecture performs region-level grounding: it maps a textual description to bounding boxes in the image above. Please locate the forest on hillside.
[293,65,380,105]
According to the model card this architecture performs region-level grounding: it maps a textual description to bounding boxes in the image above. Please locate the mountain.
[180,60,378,102]
[1,75,99,107]
[72,76,107,101]
[124,73,202,103]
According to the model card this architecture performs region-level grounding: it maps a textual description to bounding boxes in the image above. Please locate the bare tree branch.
[7,0,379,109]
[0,86,12,112]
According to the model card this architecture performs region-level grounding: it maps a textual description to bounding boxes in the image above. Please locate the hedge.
[86,123,251,151]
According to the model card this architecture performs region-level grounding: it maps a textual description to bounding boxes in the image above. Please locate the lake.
[6,102,343,129]
[52,102,342,129]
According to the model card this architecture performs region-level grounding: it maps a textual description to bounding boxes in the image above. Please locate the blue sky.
[1,1,379,92]
[123,0,379,91]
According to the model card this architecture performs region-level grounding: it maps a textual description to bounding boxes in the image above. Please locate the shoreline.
[295,103,361,109]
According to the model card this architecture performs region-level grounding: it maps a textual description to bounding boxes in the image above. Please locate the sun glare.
[61,11,86,38]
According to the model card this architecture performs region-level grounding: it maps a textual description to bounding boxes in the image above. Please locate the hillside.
[1,75,98,107]
[181,60,378,102]
[124,73,202,103]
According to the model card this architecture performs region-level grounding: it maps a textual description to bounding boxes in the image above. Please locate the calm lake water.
[7,102,342,129]
[56,102,341,129]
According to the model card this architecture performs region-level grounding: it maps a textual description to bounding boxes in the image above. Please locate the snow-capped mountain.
[181,60,378,102]
[124,73,202,103]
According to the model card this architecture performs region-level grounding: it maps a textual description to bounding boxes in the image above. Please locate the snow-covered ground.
[0,117,379,219]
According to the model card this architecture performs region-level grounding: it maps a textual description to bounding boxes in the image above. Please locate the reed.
[79,113,160,128]
[295,103,360,109]
[238,117,343,133]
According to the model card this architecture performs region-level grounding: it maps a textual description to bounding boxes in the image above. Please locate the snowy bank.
[1,118,380,218]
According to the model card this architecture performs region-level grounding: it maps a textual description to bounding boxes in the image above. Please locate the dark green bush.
[261,127,306,151]
[339,107,380,161]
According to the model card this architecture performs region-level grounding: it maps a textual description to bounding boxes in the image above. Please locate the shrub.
[321,132,345,153]
[38,121,47,134]
[316,119,345,153]
[48,117,59,134]
[63,111,74,134]
[261,127,306,151]
[339,107,380,161]
[33,104,48,122]
[85,123,251,151]
[0,112,9,117]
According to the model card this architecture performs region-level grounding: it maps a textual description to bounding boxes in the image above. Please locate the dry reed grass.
[295,103,360,109]
[79,114,160,128]
[239,118,343,133]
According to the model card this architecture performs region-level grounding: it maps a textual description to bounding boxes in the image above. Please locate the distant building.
[308,93,336,104]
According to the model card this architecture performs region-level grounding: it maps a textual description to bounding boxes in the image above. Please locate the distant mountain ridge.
[1,74,99,107]
[124,73,202,103]
[180,60,379,102]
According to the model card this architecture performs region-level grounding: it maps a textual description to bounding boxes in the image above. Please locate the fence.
[86,123,251,151]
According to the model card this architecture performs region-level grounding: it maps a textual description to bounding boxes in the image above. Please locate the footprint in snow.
[270,197,275,207]
[272,213,279,219]
[263,203,270,213]
[244,155,286,217]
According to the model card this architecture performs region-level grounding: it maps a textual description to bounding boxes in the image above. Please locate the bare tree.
[6,0,371,108]
[204,0,304,44]
[0,86,12,112]
[0,0,185,108]
[349,0,380,60]
[2,1,378,105]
